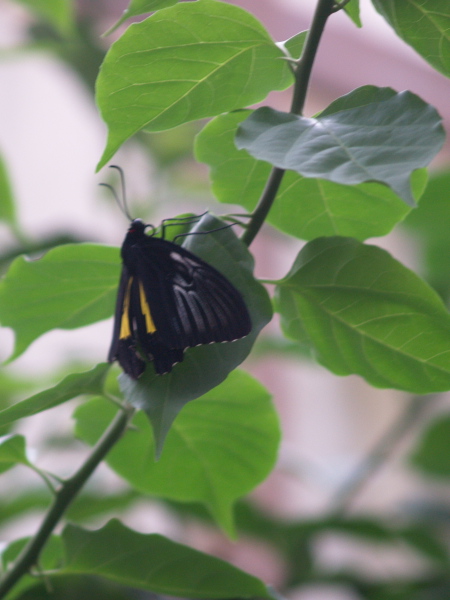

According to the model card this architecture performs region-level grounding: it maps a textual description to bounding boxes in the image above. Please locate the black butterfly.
[108,217,252,378]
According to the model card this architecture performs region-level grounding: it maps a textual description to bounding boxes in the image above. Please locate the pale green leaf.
[236,88,444,206]
[0,244,119,360]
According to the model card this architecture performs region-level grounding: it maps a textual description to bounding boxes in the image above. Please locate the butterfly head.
[128,218,147,234]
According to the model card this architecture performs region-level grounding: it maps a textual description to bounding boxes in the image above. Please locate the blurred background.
[0,1,449,599]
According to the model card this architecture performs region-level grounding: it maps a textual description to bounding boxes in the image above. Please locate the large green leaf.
[0,363,110,429]
[96,0,293,168]
[0,244,119,360]
[74,370,280,534]
[275,236,450,393]
[373,0,450,78]
[116,214,272,454]
[195,110,426,240]
[235,87,445,205]
[410,414,450,478]
[62,520,274,598]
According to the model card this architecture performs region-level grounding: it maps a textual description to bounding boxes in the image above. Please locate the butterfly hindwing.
[135,239,250,347]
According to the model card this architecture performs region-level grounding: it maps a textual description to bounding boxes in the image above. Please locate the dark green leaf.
[373,0,450,78]
[117,214,272,453]
[0,244,119,360]
[0,434,30,474]
[236,88,445,205]
[0,364,110,428]
[62,520,274,598]
[4,575,133,600]
[275,237,450,393]
[410,414,450,478]
[96,0,292,168]
[74,370,279,534]
[399,525,449,565]
[195,110,426,240]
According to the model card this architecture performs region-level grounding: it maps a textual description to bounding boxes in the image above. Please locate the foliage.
[0,0,449,599]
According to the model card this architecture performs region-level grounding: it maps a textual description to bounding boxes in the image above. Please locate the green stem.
[290,0,335,116]
[242,0,336,247]
[329,395,438,516]
[241,168,285,246]
[0,405,134,599]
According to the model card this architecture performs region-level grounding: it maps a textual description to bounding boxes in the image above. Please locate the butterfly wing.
[133,238,251,349]
[109,232,252,377]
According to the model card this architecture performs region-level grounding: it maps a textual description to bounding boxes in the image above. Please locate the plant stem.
[290,0,335,116]
[329,395,438,517]
[242,0,336,247]
[0,404,134,599]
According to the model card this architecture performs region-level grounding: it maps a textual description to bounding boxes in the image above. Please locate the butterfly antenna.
[100,165,133,221]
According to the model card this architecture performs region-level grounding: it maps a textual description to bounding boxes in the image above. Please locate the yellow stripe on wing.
[119,277,133,339]
[139,280,157,334]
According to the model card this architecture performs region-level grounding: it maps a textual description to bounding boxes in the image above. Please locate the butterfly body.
[109,218,252,378]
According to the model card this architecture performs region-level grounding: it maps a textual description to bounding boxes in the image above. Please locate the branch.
[242,0,336,247]
[0,404,135,599]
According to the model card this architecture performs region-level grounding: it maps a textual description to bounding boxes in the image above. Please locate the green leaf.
[373,0,450,78]
[0,434,30,474]
[344,0,362,27]
[403,169,450,302]
[0,364,110,429]
[96,0,293,169]
[275,236,450,393]
[236,87,445,205]
[410,414,450,478]
[399,525,450,565]
[62,520,274,598]
[0,154,16,227]
[74,370,280,534]
[1,535,65,600]
[12,0,74,36]
[195,110,426,240]
[0,244,119,360]
[277,31,308,59]
[104,0,180,35]
[116,214,272,454]
[2,534,63,573]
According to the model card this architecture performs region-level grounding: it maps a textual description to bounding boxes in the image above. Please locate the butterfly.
[108,217,252,378]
